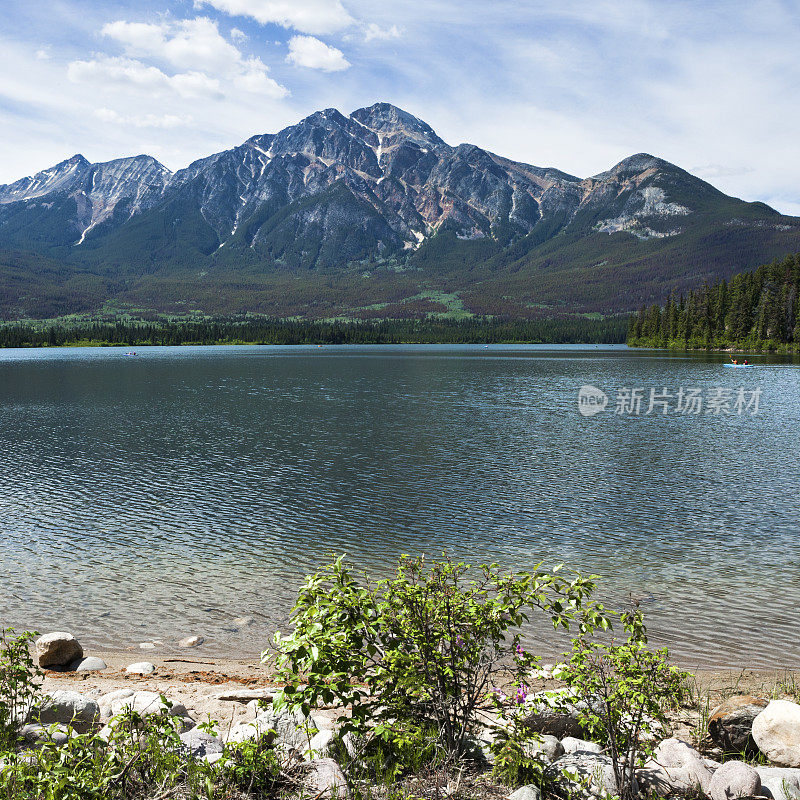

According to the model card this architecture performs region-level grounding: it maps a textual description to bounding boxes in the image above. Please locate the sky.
[0,0,798,214]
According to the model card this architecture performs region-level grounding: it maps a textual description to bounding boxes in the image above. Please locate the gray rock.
[34,691,99,734]
[708,760,761,800]
[305,728,336,760]
[546,752,619,797]
[75,657,107,673]
[641,738,714,794]
[708,695,769,755]
[516,733,564,764]
[304,757,348,799]
[179,636,204,648]
[257,706,309,751]
[20,723,70,747]
[522,712,583,740]
[756,766,800,800]
[179,729,224,759]
[35,632,83,669]
[212,688,276,703]
[753,700,800,767]
[98,689,135,720]
[561,736,603,755]
[533,734,564,762]
[106,690,186,720]
[509,786,541,800]
[126,661,156,675]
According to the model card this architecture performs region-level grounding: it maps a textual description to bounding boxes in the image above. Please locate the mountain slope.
[1,102,799,319]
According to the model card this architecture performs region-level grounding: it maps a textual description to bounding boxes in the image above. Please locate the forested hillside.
[627,252,800,351]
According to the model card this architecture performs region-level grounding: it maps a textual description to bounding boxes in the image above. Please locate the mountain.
[1,102,799,320]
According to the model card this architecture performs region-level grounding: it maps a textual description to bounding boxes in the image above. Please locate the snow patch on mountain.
[595,187,690,240]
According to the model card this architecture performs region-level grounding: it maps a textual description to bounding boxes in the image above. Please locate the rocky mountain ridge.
[0,102,798,319]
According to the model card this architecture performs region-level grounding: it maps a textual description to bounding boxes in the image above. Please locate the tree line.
[627,252,800,351]
[0,315,628,348]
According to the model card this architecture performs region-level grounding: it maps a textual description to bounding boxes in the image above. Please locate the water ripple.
[0,345,799,668]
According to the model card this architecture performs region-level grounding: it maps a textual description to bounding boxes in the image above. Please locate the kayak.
[723,363,756,367]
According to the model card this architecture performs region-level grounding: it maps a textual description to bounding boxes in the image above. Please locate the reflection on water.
[1,344,799,668]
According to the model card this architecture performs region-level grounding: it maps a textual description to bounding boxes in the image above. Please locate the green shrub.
[269,555,608,769]
[558,609,687,800]
[0,629,42,751]
[222,732,281,795]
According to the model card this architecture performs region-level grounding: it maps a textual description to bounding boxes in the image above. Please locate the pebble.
[76,656,107,672]
[179,635,204,648]
[126,661,156,675]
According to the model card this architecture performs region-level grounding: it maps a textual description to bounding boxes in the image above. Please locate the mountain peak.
[593,153,673,180]
[350,102,444,147]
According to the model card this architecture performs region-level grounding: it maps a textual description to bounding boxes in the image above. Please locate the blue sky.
[1,0,798,213]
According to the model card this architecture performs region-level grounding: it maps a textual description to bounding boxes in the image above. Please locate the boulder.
[20,723,70,747]
[304,728,336,760]
[35,632,82,669]
[179,636,204,648]
[179,729,224,760]
[106,690,186,720]
[753,700,800,767]
[521,690,586,739]
[561,736,603,755]
[75,657,107,673]
[640,738,714,794]
[546,752,619,797]
[708,695,769,755]
[126,662,155,675]
[260,707,309,751]
[756,766,800,800]
[708,760,761,800]
[529,734,564,762]
[509,786,541,800]
[98,689,135,720]
[227,707,308,751]
[304,757,347,799]
[34,691,99,734]
[227,715,276,745]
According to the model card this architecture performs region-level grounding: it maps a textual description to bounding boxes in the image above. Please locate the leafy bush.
[490,734,550,789]
[269,555,607,769]
[558,609,687,800]
[222,732,281,795]
[0,629,42,751]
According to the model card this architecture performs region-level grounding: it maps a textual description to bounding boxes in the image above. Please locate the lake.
[1,344,799,668]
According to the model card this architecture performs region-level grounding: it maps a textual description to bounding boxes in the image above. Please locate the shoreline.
[37,647,800,754]
[40,646,800,697]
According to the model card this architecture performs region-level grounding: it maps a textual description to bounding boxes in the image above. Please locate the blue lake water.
[1,344,799,668]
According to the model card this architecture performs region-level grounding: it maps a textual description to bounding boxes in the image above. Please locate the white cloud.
[230,27,248,43]
[363,23,401,42]
[68,56,223,98]
[94,108,193,128]
[286,35,350,72]
[99,17,286,98]
[72,17,288,106]
[193,0,354,35]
